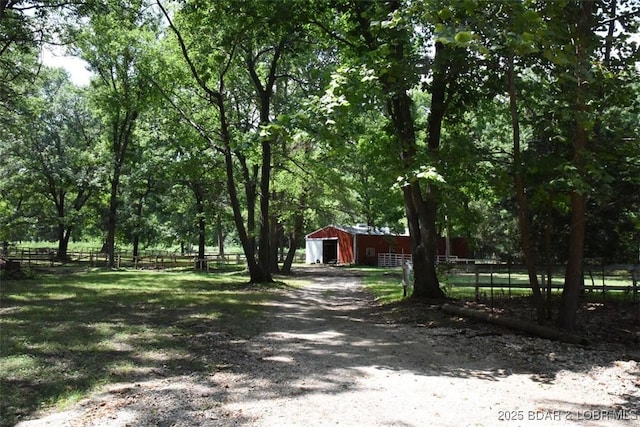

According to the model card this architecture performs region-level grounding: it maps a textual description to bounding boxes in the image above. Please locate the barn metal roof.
[306,224,408,238]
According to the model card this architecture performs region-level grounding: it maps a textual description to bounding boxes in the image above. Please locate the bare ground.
[16,266,640,427]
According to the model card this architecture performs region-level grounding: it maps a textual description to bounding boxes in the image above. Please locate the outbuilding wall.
[305,226,355,264]
[355,234,412,266]
[305,240,323,264]
[436,237,470,259]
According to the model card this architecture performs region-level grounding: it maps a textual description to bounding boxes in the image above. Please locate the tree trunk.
[281,211,304,275]
[197,214,206,270]
[422,189,442,294]
[216,215,225,257]
[348,1,444,298]
[219,104,266,282]
[132,234,140,262]
[281,236,297,275]
[194,186,206,270]
[57,226,71,261]
[105,110,138,269]
[507,49,545,323]
[158,1,271,284]
[269,217,281,274]
[247,44,284,284]
[257,137,273,281]
[442,304,587,345]
[55,222,67,260]
[53,190,69,260]
[239,155,258,258]
[544,205,554,320]
[402,181,443,298]
[559,192,587,330]
[558,0,593,331]
[106,175,119,268]
[132,201,143,262]
[408,40,451,299]
[388,90,444,297]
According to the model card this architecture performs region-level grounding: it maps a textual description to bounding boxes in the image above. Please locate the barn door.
[322,240,338,264]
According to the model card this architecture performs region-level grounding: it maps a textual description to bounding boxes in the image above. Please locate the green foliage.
[394,165,446,190]
[1,0,639,270]
[0,68,103,247]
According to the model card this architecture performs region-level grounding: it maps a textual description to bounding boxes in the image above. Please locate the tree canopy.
[1,0,638,329]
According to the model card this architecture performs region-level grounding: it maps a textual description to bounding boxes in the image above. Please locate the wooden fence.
[1,247,305,270]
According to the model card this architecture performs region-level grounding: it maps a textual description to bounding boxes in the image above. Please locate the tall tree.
[169,128,227,270]
[556,0,593,330]
[316,0,479,298]
[476,0,547,321]
[118,114,174,263]
[0,68,100,258]
[75,1,159,267]
[157,0,316,282]
[554,0,639,329]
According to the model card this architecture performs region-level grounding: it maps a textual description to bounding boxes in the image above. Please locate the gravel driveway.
[17,266,640,427]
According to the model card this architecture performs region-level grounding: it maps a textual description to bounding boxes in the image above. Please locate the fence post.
[600,261,605,302]
[489,266,494,310]
[474,265,479,303]
[507,260,511,298]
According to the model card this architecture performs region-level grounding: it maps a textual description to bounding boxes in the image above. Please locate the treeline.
[0,1,638,329]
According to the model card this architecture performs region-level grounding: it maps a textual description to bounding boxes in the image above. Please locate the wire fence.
[442,262,640,303]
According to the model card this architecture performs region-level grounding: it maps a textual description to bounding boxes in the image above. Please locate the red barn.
[439,237,470,261]
[305,225,470,266]
[305,225,412,266]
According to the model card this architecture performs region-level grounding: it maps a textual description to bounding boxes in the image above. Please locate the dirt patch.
[16,266,640,426]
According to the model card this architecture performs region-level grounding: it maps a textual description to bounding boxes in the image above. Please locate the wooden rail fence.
[1,247,305,270]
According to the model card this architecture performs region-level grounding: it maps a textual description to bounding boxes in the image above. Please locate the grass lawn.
[0,268,282,427]
[360,268,407,303]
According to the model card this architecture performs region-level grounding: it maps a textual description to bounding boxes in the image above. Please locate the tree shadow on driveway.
[210,265,639,426]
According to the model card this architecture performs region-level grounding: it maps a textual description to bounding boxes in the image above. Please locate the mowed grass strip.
[0,269,275,427]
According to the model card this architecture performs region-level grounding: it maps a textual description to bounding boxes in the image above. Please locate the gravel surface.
[16,266,640,427]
